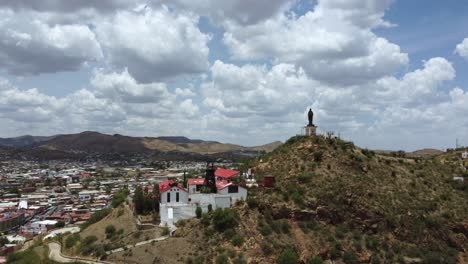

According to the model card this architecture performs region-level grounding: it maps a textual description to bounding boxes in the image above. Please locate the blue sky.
[0,0,467,151]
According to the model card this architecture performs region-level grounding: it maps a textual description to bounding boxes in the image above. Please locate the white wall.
[217,186,247,204]
[160,188,189,205]
[160,204,198,227]
[188,184,197,194]
[159,186,247,227]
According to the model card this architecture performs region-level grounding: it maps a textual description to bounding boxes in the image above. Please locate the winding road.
[48,234,169,263]
[48,242,110,264]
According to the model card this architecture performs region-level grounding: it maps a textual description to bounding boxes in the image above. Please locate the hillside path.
[106,235,169,254]
[48,242,111,264]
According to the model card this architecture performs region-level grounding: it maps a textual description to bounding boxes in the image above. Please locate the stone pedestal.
[305,125,316,136]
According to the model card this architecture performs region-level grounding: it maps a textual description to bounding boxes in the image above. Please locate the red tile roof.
[187,178,205,186]
[216,180,232,190]
[215,168,239,178]
[158,179,187,193]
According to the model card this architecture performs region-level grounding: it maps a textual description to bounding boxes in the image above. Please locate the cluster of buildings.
[0,159,243,255]
[159,163,248,227]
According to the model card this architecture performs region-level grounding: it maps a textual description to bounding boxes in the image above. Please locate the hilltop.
[247,135,468,263]
[166,135,467,264]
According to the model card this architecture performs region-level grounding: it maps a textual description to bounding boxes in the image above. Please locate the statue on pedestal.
[307,108,314,127]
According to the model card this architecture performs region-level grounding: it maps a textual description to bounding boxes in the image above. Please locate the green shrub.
[196,206,202,219]
[55,221,65,228]
[216,254,229,264]
[370,254,381,264]
[291,191,304,206]
[105,225,116,238]
[307,257,323,264]
[83,235,98,244]
[7,250,41,264]
[329,247,341,260]
[233,255,247,264]
[277,248,299,264]
[365,236,380,251]
[212,208,239,232]
[247,197,259,208]
[162,226,170,236]
[343,251,358,264]
[259,223,273,236]
[208,204,213,213]
[298,172,313,183]
[280,220,290,233]
[335,225,347,239]
[223,228,235,239]
[361,148,375,159]
[112,188,128,208]
[313,151,324,162]
[65,233,80,248]
[201,213,210,226]
[261,241,273,255]
[231,234,244,246]
[80,208,111,230]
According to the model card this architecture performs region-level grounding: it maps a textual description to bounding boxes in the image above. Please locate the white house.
[20,220,57,235]
[462,151,468,159]
[78,190,100,201]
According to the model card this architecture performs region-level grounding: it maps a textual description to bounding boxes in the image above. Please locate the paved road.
[48,242,109,264]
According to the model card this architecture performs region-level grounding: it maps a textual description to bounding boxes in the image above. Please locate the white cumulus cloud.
[455,38,468,60]
[94,6,210,83]
[0,9,103,75]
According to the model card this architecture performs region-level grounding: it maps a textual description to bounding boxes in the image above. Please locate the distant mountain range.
[0,135,58,147]
[0,131,282,160]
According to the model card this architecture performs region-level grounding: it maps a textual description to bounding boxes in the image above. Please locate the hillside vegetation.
[245,135,468,263]
[176,135,467,264]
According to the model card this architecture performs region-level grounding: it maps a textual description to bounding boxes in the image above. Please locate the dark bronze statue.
[307,108,314,126]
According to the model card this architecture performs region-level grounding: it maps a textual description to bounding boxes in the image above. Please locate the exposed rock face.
[316,206,343,225]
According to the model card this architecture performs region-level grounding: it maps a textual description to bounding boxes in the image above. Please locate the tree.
[307,257,323,264]
[112,188,128,208]
[212,208,239,232]
[277,248,298,264]
[196,207,202,218]
[134,186,144,214]
[105,225,116,239]
[152,183,160,212]
[54,221,65,228]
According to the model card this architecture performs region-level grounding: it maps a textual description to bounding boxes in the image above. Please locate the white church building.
[158,168,247,227]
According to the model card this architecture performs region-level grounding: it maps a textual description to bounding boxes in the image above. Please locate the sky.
[0,0,468,151]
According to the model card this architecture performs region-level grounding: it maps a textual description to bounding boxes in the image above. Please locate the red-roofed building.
[187,178,205,194]
[159,167,247,228]
[215,168,240,180]
[159,179,188,205]
[215,180,232,190]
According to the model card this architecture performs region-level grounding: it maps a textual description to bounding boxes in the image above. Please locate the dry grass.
[80,205,138,243]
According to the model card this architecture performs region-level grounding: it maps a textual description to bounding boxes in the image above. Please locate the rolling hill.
[170,135,468,264]
[0,131,282,160]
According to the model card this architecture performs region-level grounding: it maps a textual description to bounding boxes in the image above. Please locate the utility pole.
[456,138,460,149]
